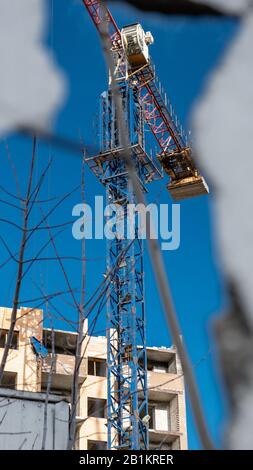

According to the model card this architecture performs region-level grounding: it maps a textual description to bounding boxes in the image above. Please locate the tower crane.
[82,0,209,450]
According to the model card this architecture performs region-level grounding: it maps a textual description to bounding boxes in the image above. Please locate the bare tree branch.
[68,158,86,450]
[0,137,37,385]
[41,317,55,450]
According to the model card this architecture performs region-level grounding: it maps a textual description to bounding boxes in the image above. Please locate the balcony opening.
[168,356,177,374]
[88,357,106,377]
[154,406,170,431]
[148,406,155,430]
[149,361,168,373]
[87,440,107,450]
[147,355,177,374]
[88,397,107,419]
[0,329,19,350]
[1,371,17,390]
[147,401,175,432]
[43,329,77,356]
[140,404,155,429]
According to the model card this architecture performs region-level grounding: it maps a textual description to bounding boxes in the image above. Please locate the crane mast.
[82,0,208,450]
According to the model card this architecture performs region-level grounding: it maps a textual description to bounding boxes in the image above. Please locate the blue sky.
[0,0,239,449]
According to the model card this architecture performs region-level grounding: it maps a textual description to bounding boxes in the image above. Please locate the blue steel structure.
[104,85,161,450]
[86,84,161,450]
[82,0,208,450]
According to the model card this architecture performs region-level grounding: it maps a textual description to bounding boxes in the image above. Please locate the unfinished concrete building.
[0,306,187,450]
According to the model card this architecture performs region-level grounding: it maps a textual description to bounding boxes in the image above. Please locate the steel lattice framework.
[85,82,161,450]
[82,0,207,450]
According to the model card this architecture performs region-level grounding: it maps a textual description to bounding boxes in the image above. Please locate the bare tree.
[68,158,86,450]
[0,138,37,385]
[41,304,55,450]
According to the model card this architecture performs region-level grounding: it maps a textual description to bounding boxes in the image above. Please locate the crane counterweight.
[121,24,154,70]
[157,148,209,201]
